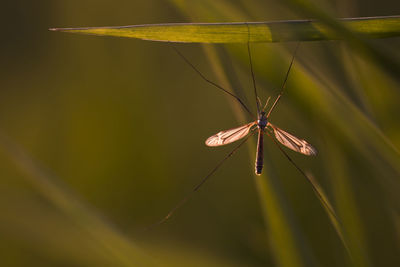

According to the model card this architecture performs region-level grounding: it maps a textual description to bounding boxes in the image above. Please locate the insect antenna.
[262,96,271,112]
[146,131,256,230]
[171,45,254,118]
[246,23,261,114]
[265,131,338,221]
[266,42,301,118]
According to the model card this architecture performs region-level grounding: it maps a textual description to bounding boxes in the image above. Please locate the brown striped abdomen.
[255,130,264,175]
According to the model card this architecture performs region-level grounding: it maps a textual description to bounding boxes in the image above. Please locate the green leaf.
[50,16,400,43]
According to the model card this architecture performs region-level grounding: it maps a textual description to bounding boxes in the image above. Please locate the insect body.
[205,102,317,176]
[255,111,267,175]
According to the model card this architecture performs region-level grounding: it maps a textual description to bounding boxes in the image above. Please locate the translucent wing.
[269,123,317,156]
[206,122,256,147]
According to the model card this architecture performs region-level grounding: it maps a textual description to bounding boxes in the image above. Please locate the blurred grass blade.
[50,16,400,43]
[324,138,372,267]
[268,130,350,257]
[280,0,400,79]
[306,173,351,256]
[0,131,155,267]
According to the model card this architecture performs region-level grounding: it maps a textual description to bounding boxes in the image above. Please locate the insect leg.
[266,42,300,118]
[246,23,261,114]
[170,45,254,118]
[146,130,256,230]
[264,131,338,221]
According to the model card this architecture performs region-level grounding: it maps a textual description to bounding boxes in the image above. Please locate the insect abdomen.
[255,130,264,175]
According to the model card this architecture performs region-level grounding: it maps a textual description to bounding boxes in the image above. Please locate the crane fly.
[205,100,317,175]
[149,26,325,229]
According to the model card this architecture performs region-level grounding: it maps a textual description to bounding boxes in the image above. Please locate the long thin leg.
[266,42,301,119]
[265,131,338,221]
[171,45,254,118]
[146,130,256,230]
[246,23,260,114]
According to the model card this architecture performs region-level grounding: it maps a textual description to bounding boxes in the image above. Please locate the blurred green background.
[1,0,400,266]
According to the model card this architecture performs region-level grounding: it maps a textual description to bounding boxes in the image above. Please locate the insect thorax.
[257,112,268,129]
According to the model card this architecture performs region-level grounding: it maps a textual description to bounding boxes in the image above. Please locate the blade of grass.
[0,130,155,267]
[50,16,400,43]
[279,0,400,79]
[338,43,377,119]
[305,173,350,255]
[294,55,400,172]
[324,137,372,267]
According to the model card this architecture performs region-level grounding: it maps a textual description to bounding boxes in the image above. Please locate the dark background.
[1,0,400,266]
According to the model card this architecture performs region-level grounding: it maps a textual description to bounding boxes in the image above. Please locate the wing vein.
[206,122,256,147]
[269,123,317,156]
